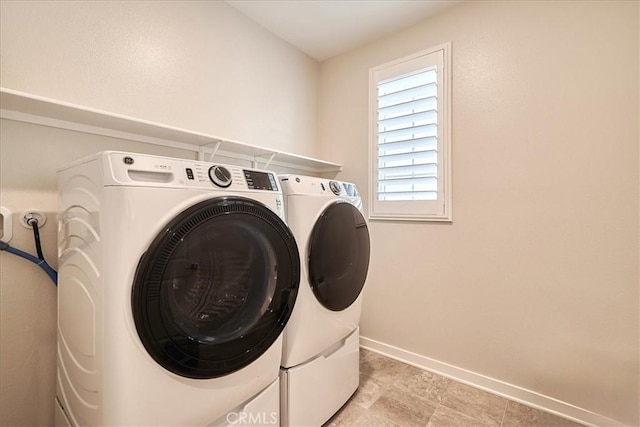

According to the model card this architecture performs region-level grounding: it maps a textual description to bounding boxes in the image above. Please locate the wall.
[318,1,639,425]
[0,0,318,157]
[0,1,319,425]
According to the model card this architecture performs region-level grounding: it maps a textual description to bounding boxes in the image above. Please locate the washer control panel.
[102,151,282,193]
[183,163,278,191]
[104,151,279,192]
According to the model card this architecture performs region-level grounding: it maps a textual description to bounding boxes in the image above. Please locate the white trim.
[0,87,342,174]
[360,336,627,427]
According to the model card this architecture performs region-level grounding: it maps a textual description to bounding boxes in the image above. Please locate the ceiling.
[225,1,460,62]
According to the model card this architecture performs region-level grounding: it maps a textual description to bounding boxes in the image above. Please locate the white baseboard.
[360,336,627,427]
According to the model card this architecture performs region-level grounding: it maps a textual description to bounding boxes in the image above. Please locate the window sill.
[368,213,452,223]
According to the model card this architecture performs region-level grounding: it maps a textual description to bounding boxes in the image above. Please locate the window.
[369,44,451,221]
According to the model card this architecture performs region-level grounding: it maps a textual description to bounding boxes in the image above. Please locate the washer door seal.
[132,196,299,379]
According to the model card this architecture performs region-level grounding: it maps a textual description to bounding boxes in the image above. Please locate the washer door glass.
[132,197,299,379]
[308,201,370,311]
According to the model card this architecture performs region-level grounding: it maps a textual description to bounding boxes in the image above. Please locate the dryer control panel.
[279,175,359,198]
[278,174,363,212]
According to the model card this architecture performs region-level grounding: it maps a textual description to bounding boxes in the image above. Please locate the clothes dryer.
[278,175,370,427]
[56,151,299,426]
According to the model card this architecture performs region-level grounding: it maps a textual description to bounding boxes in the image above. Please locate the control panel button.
[208,165,232,188]
[185,168,195,180]
[329,181,342,195]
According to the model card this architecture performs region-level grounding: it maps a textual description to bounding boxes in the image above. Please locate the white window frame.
[368,43,452,222]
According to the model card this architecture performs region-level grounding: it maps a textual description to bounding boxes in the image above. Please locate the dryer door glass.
[308,201,370,311]
[132,197,299,379]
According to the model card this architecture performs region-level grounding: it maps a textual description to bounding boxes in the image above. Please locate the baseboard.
[360,336,627,427]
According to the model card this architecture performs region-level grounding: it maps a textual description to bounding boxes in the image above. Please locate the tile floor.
[324,349,585,427]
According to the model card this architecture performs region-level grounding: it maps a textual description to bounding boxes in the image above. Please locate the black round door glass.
[132,197,299,379]
[308,201,370,311]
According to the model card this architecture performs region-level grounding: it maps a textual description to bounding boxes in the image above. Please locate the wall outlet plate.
[1,206,13,242]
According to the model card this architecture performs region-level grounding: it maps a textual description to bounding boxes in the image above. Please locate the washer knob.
[208,165,232,188]
[329,181,342,195]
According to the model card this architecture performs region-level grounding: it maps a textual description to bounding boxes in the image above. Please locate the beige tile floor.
[325,349,585,427]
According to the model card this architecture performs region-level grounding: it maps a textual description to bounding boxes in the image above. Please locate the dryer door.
[132,197,299,379]
[308,201,370,311]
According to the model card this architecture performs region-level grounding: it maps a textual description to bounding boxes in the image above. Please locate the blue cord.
[0,240,58,285]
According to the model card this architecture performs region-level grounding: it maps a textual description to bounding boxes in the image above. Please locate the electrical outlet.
[1,206,13,242]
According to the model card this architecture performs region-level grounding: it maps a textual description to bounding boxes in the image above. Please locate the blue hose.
[0,240,58,285]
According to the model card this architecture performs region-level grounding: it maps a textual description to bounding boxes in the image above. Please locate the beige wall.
[0,0,318,157]
[318,1,639,425]
[0,1,319,425]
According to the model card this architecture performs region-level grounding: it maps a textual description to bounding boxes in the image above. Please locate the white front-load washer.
[278,175,370,427]
[55,151,300,426]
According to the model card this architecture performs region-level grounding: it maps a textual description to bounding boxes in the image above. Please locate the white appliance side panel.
[57,156,104,427]
[281,329,360,427]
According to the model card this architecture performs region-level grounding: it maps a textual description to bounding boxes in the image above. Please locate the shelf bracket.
[263,153,277,170]
[253,152,277,170]
[198,140,222,162]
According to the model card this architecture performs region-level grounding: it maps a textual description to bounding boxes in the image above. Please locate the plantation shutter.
[377,68,438,202]
[369,45,450,221]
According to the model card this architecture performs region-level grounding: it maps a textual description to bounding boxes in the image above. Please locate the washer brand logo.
[226,412,278,425]
[123,156,134,165]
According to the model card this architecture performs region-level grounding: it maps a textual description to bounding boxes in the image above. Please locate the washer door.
[132,197,299,379]
[308,201,370,311]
